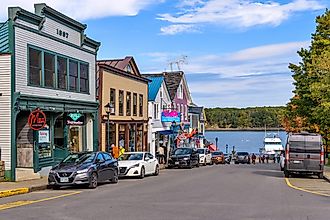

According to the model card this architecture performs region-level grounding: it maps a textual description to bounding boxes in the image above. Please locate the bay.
[205,130,288,154]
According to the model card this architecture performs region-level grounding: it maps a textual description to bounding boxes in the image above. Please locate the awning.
[157,130,173,135]
[208,144,217,152]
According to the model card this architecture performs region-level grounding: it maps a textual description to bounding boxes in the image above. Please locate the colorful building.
[97,57,149,153]
[0,4,100,180]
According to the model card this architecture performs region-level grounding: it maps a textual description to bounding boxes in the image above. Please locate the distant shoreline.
[205,127,285,132]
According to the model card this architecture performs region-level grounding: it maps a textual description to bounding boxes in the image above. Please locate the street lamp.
[215,137,218,150]
[104,103,115,152]
[226,144,228,154]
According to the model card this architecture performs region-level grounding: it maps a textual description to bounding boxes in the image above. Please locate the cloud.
[160,24,199,35]
[0,0,163,21]
[158,0,326,34]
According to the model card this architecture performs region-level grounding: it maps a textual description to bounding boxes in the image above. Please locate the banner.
[161,110,181,123]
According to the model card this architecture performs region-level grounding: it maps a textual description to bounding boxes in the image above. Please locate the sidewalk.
[324,165,330,183]
[0,178,48,198]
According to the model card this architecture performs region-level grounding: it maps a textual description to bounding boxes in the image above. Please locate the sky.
[1,0,329,108]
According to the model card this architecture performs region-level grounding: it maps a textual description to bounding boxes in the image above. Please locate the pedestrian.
[251,153,256,165]
[258,155,261,163]
[261,155,265,163]
[273,155,276,163]
[158,146,165,164]
[112,145,120,159]
[265,154,269,163]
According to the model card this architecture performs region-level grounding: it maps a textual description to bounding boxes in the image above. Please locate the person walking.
[265,154,269,163]
[251,153,256,165]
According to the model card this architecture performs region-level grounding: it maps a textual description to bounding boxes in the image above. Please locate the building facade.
[188,105,206,148]
[97,57,149,153]
[0,4,100,180]
[142,74,172,157]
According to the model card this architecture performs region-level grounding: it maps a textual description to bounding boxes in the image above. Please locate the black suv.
[168,148,199,169]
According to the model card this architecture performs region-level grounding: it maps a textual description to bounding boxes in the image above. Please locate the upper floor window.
[133,93,137,116]
[154,103,159,119]
[139,94,143,117]
[177,84,183,99]
[28,46,89,94]
[110,88,116,114]
[126,92,131,116]
[126,64,132,73]
[119,90,124,116]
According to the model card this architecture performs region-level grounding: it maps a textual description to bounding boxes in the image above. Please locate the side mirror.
[95,158,101,163]
[145,157,150,161]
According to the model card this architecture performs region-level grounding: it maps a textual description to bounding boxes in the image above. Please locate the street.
[0,163,329,220]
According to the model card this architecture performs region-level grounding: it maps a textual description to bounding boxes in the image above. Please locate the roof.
[97,56,140,75]
[188,106,203,114]
[163,71,184,100]
[0,21,9,54]
[142,75,164,101]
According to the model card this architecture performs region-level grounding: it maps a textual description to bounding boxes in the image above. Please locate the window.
[57,56,67,90]
[69,60,78,92]
[126,92,131,116]
[96,153,105,163]
[126,64,132,73]
[110,88,116,114]
[139,94,143,117]
[178,84,183,99]
[181,104,184,121]
[102,153,112,161]
[29,48,42,86]
[119,90,124,116]
[80,63,89,93]
[133,93,137,116]
[44,52,55,88]
[154,103,159,119]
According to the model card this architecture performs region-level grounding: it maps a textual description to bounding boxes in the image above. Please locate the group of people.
[108,144,125,159]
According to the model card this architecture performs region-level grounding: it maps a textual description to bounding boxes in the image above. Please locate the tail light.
[320,146,324,164]
[285,149,289,162]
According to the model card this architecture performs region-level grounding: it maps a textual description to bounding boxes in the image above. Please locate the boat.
[259,132,284,158]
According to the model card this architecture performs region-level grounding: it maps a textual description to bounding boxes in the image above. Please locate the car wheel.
[284,170,290,178]
[89,172,98,189]
[280,166,284,171]
[154,165,160,176]
[110,169,119,184]
[204,160,207,166]
[235,161,239,164]
[52,185,60,190]
[318,172,324,179]
[139,166,145,179]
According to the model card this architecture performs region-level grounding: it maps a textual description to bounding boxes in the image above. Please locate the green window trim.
[27,44,90,95]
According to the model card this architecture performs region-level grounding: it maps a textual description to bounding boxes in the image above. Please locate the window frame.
[126,91,132,116]
[133,93,137,116]
[139,94,143,117]
[110,88,116,115]
[119,90,124,116]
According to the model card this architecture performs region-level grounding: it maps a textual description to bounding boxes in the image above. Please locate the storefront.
[0,4,100,180]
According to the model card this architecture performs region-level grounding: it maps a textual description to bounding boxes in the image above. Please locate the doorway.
[69,126,83,152]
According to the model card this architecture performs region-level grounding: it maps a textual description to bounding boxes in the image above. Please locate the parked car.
[211,151,225,164]
[197,148,213,165]
[223,153,231,164]
[168,147,199,169]
[284,132,324,178]
[118,152,159,178]
[234,152,251,164]
[48,151,118,189]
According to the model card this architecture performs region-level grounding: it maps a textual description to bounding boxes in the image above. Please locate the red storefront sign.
[28,109,47,131]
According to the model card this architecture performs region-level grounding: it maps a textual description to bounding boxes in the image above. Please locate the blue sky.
[1,0,329,108]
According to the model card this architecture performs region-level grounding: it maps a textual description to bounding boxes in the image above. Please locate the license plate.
[293,160,301,164]
[60,177,69,183]
[175,162,179,165]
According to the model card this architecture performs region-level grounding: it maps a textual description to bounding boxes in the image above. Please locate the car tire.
[284,170,290,178]
[89,172,98,189]
[110,169,119,184]
[280,166,284,171]
[154,165,160,176]
[204,160,207,166]
[52,185,60,190]
[139,166,145,179]
[318,172,324,179]
[235,161,239,164]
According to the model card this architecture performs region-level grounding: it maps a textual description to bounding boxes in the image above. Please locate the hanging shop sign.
[66,113,85,126]
[38,130,50,143]
[28,109,47,131]
[161,110,181,123]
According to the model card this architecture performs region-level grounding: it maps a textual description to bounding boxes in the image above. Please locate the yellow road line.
[285,178,330,197]
[0,191,81,211]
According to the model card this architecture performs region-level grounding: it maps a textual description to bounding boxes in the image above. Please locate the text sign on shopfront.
[161,110,181,123]
[38,130,50,143]
[66,113,85,126]
[28,109,47,131]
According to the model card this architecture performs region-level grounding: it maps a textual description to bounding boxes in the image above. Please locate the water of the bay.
[205,130,288,154]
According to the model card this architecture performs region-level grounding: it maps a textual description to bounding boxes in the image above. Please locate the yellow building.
[97,57,149,152]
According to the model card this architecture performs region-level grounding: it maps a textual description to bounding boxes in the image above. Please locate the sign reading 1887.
[56,29,69,39]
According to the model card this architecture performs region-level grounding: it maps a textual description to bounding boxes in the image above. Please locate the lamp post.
[104,103,115,152]
[226,144,228,154]
[171,121,177,149]
[215,137,218,150]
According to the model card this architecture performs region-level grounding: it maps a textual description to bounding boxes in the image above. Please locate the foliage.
[284,9,330,150]
[205,107,285,129]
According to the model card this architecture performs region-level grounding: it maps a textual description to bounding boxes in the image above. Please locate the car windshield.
[237,152,249,156]
[197,149,205,154]
[174,148,192,155]
[121,153,143,160]
[62,153,96,164]
[212,152,221,156]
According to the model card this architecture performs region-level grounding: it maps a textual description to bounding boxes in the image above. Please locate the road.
[0,163,329,220]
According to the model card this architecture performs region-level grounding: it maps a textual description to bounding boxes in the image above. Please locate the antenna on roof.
[167,55,188,72]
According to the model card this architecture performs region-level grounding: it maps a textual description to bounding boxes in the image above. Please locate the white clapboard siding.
[15,19,38,30]
[0,54,11,170]
[42,18,81,46]
[15,26,96,102]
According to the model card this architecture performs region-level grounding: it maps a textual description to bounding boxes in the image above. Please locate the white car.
[197,148,213,165]
[118,152,159,178]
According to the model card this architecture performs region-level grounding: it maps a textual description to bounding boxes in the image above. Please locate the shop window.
[44,52,55,88]
[119,124,126,148]
[129,124,136,152]
[119,90,124,116]
[80,63,89,93]
[137,124,143,152]
[57,56,67,90]
[133,93,137,116]
[126,92,131,116]
[29,48,42,86]
[139,94,143,117]
[69,60,78,92]
[110,88,116,114]
[154,103,159,119]
[105,123,116,151]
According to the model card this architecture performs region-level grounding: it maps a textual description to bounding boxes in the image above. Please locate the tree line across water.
[204,107,285,129]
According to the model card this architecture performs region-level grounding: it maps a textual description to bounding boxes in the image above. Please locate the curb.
[0,184,49,198]
[324,174,330,183]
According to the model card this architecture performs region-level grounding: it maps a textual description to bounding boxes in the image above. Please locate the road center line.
[285,178,330,197]
[0,191,81,211]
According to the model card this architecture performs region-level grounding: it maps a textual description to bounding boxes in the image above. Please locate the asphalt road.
[0,163,329,220]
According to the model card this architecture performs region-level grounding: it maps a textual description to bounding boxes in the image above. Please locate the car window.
[121,153,143,160]
[103,153,113,161]
[197,149,205,154]
[62,153,96,164]
[147,153,154,159]
[96,153,105,162]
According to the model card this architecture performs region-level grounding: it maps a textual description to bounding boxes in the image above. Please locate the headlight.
[130,163,140,168]
[183,157,190,160]
[77,168,89,174]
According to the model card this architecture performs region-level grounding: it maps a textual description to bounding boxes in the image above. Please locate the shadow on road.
[253,170,284,178]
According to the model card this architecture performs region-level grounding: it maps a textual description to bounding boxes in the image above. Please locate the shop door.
[68,126,83,153]
[33,127,53,172]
